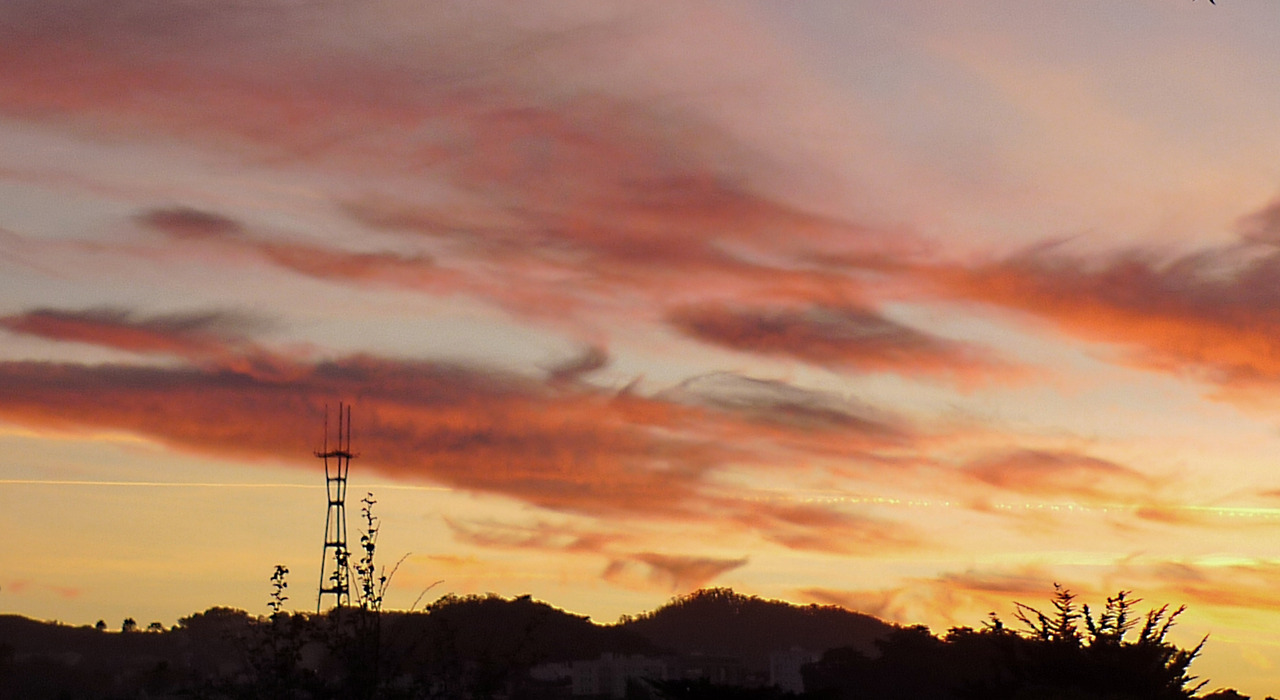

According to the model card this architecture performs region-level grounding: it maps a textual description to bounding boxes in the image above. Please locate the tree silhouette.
[244,565,315,700]
[324,492,407,700]
[805,587,1209,700]
[983,585,1206,700]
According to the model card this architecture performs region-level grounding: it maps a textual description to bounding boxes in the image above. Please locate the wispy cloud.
[930,232,1280,403]
[0,304,922,552]
[1149,561,1280,612]
[136,208,244,240]
[0,0,928,352]
[963,448,1154,504]
[667,303,1004,381]
[805,557,1280,631]
[603,552,749,593]
[0,306,300,379]
[1,306,265,358]
[135,207,444,292]
[2,579,83,600]
[0,355,716,516]
[445,518,624,555]
[659,372,912,450]
[800,565,1071,626]
[727,499,919,555]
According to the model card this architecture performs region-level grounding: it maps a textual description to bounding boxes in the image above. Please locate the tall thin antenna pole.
[316,402,355,613]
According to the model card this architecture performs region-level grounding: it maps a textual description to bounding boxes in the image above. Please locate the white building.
[529,661,574,682]
[571,653,669,698]
[769,647,821,694]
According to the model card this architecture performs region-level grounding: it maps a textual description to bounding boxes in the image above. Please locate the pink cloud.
[0,305,923,551]
[1,307,261,357]
[667,303,1006,382]
[0,307,303,381]
[964,449,1153,503]
[800,566,1074,627]
[445,518,624,555]
[0,0,924,345]
[603,553,749,593]
[929,232,1280,401]
[1,579,82,599]
[726,499,920,556]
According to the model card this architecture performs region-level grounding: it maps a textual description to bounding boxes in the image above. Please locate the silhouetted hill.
[0,610,252,699]
[382,593,662,690]
[1,588,1243,699]
[619,588,895,672]
[0,589,894,698]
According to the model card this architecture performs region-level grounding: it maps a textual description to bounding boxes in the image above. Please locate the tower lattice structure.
[316,403,356,613]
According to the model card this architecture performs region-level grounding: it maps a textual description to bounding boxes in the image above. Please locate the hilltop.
[621,587,891,671]
[0,587,893,699]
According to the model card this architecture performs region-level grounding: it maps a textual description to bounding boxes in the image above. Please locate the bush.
[804,586,1208,700]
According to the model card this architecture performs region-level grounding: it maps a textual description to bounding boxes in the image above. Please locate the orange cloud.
[931,238,1280,398]
[341,188,889,317]
[931,568,1065,600]
[603,553,749,593]
[798,587,905,622]
[0,307,303,381]
[1237,196,1280,244]
[1,307,262,359]
[134,202,996,387]
[726,499,920,556]
[963,449,1153,504]
[1162,569,1280,613]
[1106,559,1280,614]
[135,208,244,240]
[133,207,449,294]
[667,303,1004,381]
[0,306,925,551]
[0,0,915,341]
[445,518,624,555]
[0,1,905,316]
[836,559,1280,628]
[1,0,945,373]
[1,579,82,599]
[0,356,712,514]
[800,566,1073,627]
[658,373,912,449]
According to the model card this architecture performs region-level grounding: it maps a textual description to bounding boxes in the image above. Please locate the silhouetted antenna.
[316,402,357,613]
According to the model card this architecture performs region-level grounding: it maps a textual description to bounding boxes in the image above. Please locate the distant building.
[529,661,574,682]
[769,647,821,694]
[569,653,669,698]
[536,651,764,698]
[669,653,747,687]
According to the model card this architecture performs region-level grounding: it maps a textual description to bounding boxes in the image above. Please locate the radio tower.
[316,403,355,613]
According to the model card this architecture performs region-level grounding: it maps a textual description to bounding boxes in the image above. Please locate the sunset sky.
[4,0,1280,694]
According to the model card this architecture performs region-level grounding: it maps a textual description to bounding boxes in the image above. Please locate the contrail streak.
[0,479,451,491]
[744,489,1280,520]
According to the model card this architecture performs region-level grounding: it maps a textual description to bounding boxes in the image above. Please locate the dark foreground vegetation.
[0,587,1267,700]
[803,586,1231,700]
[0,588,884,699]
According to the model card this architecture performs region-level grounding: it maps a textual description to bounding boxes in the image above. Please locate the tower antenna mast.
[316,402,356,613]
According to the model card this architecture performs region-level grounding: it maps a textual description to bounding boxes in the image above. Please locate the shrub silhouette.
[805,586,1208,700]
[980,585,1206,700]
[326,492,407,699]
[241,565,319,700]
